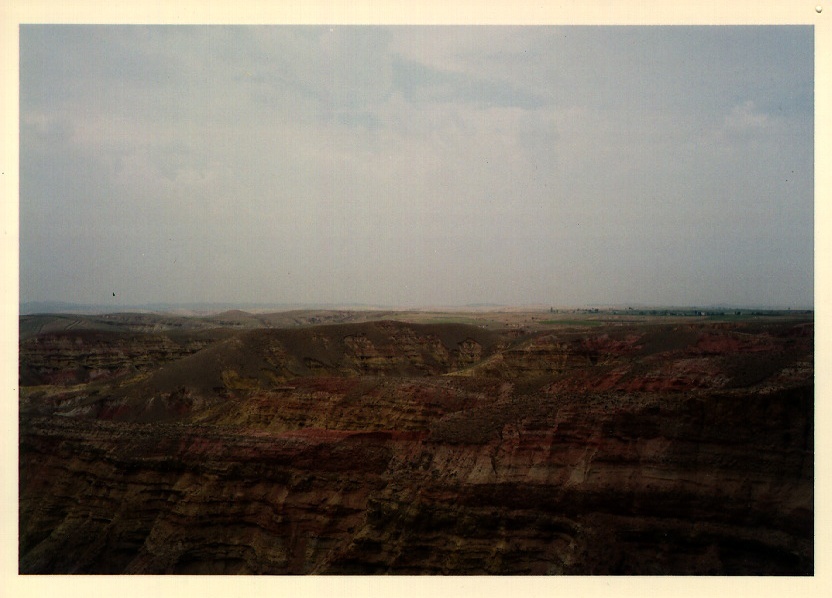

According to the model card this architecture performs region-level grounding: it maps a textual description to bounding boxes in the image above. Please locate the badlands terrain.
[18,309,813,574]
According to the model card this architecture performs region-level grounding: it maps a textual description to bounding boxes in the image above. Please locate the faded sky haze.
[19,26,814,309]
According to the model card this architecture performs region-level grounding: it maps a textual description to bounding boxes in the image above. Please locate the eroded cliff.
[19,316,813,574]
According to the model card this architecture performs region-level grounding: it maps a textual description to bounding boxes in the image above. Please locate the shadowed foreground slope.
[19,316,813,574]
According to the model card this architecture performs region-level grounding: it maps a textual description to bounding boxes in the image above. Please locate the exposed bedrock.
[19,318,814,574]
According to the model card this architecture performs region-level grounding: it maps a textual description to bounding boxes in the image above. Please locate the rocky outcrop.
[18,329,233,387]
[19,317,814,574]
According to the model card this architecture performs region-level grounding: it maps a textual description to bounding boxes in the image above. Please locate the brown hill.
[49,320,507,422]
[18,328,238,388]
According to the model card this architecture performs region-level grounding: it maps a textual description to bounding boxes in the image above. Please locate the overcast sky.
[19,26,813,308]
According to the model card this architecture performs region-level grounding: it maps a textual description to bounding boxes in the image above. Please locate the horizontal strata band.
[18,312,814,575]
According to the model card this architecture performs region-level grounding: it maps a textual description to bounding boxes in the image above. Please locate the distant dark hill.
[200,310,261,327]
[20,314,125,340]
[18,327,239,388]
[78,321,507,421]
[141,319,503,387]
[19,312,217,340]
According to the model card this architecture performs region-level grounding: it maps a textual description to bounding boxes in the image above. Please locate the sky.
[19,26,814,309]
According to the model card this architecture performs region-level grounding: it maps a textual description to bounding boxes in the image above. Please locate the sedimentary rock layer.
[19,317,813,574]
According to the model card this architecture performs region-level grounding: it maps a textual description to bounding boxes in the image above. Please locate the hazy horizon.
[20,26,814,309]
[19,299,814,317]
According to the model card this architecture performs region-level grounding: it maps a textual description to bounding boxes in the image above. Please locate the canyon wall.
[19,317,813,574]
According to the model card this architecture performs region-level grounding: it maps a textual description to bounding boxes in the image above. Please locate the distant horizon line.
[19,299,815,316]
